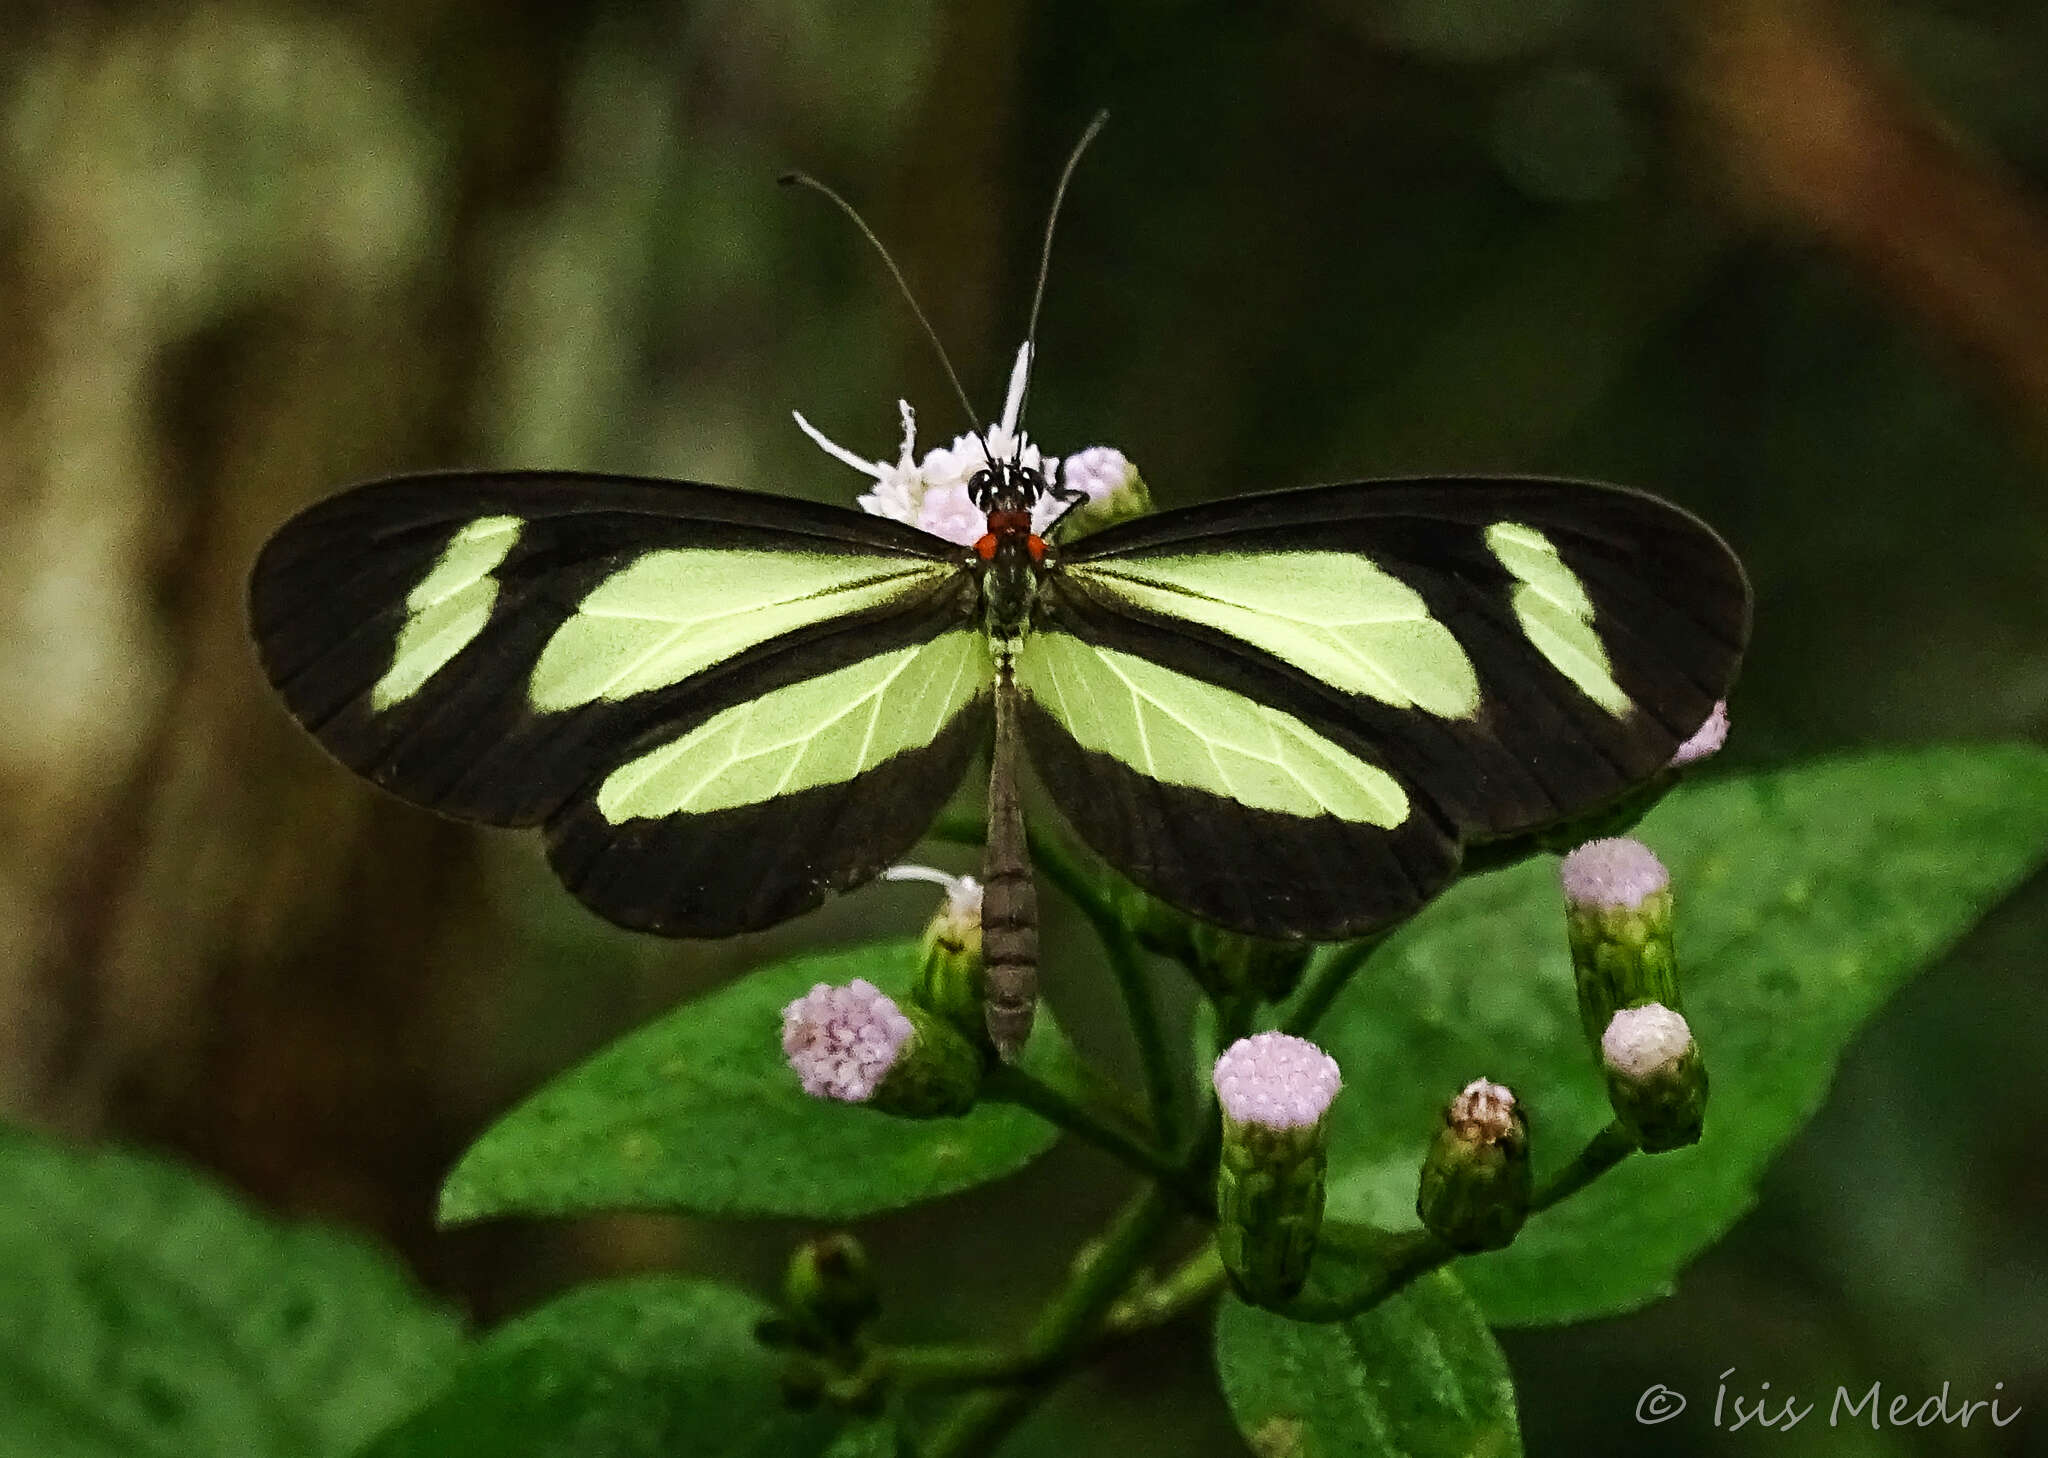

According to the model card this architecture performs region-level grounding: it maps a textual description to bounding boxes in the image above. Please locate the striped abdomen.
[981,664,1038,1061]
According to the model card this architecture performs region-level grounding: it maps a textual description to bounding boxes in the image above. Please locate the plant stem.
[1280,935,1384,1037]
[1023,826,1185,1149]
[1270,1228,1451,1323]
[920,1189,1177,1458]
[928,808,987,847]
[1532,1119,1636,1211]
[982,1063,1210,1214]
[886,1343,1066,1391]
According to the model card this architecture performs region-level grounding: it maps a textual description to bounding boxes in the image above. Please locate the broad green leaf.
[440,941,1069,1223]
[357,1278,835,1457]
[1311,746,2048,1326]
[822,1420,906,1458]
[0,1127,462,1458]
[1215,1268,1521,1458]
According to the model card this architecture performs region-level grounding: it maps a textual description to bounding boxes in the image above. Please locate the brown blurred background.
[2,1,2045,1453]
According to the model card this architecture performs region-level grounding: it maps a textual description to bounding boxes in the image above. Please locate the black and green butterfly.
[249,458,1749,1059]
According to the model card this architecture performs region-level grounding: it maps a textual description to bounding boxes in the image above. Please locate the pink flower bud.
[781,979,916,1104]
[1211,1031,1342,1130]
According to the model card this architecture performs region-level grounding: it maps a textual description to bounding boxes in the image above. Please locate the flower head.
[793,343,1136,544]
[1559,836,1670,911]
[1418,1077,1531,1252]
[781,978,916,1103]
[1212,1031,1341,1306]
[1560,836,1681,1055]
[1447,1078,1521,1144]
[885,864,992,1054]
[1601,1003,1695,1081]
[1669,700,1729,768]
[1212,1031,1343,1131]
[1600,1002,1708,1151]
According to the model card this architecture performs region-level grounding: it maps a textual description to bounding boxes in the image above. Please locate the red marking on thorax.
[977,507,1042,564]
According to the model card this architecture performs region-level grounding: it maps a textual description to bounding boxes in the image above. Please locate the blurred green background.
[2,1,2044,1453]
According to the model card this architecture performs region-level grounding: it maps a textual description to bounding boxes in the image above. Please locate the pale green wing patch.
[371,515,521,711]
[1015,633,1408,826]
[1484,521,1631,716]
[530,550,955,712]
[597,631,991,821]
[1073,552,1481,718]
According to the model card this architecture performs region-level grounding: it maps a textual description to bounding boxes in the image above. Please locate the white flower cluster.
[1211,1031,1343,1130]
[781,978,915,1103]
[793,343,1132,546]
[1558,836,1670,911]
[1601,1003,1696,1080]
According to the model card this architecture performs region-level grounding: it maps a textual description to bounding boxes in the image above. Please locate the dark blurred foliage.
[1,1,2045,1453]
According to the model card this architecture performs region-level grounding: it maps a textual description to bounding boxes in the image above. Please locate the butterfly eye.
[968,469,994,509]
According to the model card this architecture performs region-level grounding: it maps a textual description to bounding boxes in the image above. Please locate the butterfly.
[248,121,1749,1060]
[250,451,1747,1058]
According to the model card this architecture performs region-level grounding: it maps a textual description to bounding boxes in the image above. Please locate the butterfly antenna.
[1012,109,1108,460]
[780,170,990,454]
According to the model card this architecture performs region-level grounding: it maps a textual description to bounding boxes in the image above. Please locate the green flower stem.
[1268,1227,1450,1323]
[1023,826,1185,1149]
[1280,935,1386,1037]
[920,1189,1178,1458]
[1106,1239,1227,1332]
[928,809,989,848]
[1530,1119,1636,1211]
[926,810,1186,1148]
[981,1064,1211,1214]
[884,1343,1065,1391]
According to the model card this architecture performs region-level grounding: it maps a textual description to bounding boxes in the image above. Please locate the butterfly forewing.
[1025,476,1749,938]
[250,470,984,934]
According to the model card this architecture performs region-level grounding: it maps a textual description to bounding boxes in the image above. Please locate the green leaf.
[821,1420,906,1458]
[357,1278,836,1457]
[1215,1267,1521,1458]
[440,940,1070,1223]
[0,1126,462,1458]
[1311,746,2048,1325]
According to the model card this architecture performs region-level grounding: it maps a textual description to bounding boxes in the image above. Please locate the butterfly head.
[969,460,1050,589]
[967,460,1048,515]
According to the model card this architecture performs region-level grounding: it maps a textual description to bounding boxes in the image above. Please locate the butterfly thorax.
[969,463,1049,647]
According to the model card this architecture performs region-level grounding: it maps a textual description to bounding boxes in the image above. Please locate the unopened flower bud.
[1054,447,1152,539]
[1601,1004,1707,1152]
[1212,1032,1342,1306]
[781,1233,878,1344]
[885,865,991,1056]
[1668,700,1729,768]
[781,979,981,1118]
[1560,837,1680,1055]
[1416,1079,1532,1253]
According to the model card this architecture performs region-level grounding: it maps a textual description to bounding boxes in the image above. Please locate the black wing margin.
[1030,476,1748,938]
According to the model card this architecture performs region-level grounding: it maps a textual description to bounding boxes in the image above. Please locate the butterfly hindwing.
[250,470,984,934]
[1026,476,1749,938]
[1011,630,1460,937]
[547,629,993,934]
